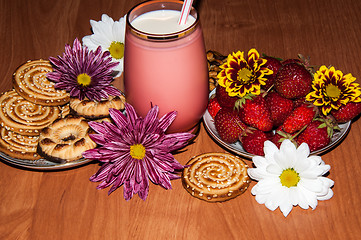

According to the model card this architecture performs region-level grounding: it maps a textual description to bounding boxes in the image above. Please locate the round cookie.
[0,127,41,160]
[0,89,61,136]
[182,152,250,202]
[12,59,70,106]
[37,115,96,163]
[69,95,125,119]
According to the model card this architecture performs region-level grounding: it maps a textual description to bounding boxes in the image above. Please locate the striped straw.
[178,0,194,25]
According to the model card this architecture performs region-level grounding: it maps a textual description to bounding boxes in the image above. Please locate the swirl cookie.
[0,127,41,160]
[182,153,250,202]
[0,89,61,136]
[37,115,96,163]
[69,95,125,119]
[12,59,70,106]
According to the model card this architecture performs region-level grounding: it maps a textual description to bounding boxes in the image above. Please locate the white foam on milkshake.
[131,9,196,34]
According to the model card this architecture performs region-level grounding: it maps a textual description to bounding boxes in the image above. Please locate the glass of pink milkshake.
[124,0,208,133]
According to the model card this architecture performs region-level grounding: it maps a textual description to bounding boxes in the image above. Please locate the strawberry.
[237,94,273,132]
[207,96,222,119]
[214,108,247,144]
[331,102,361,123]
[293,97,306,108]
[240,129,269,156]
[281,103,316,133]
[261,56,282,91]
[282,54,311,66]
[215,84,238,109]
[296,120,332,152]
[270,127,298,148]
[281,58,302,65]
[274,62,312,99]
[265,91,294,127]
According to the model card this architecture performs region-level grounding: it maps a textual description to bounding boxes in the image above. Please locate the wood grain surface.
[1,0,361,239]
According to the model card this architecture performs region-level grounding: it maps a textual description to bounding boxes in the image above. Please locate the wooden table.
[1,0,361,239]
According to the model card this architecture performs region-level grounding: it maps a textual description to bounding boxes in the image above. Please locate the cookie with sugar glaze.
[182,152,250,202]
[0,127,41,160]
[12,59,69,106]
[0,89,61,136]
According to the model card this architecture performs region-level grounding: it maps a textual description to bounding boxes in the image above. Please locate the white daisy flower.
[82,14,126,78]
[247,139,334,217]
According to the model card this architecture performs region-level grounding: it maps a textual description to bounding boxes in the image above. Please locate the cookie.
[37,115,96,163]
[69,95,125,119]
[0,127,41,160]
[182,152,250,202]
[59,103,70,118]
[0,89,61,136]
[12,59,70,106]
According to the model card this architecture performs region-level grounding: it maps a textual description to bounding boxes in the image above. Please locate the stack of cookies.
[38,95,126,163]
[0,60,69,161]
[0,59,125,163]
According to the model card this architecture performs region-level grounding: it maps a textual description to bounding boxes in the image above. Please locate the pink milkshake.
[124,0,208,133]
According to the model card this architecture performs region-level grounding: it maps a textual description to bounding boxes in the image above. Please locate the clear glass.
[124,0,208,133]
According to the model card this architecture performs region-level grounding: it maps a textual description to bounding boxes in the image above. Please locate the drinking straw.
[178,0,194,25]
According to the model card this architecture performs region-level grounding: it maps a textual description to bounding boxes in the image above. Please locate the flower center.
[108,41,124,60]
[130,144,146,160]
[237,68,253,84]
[325,84,341,98]
[77,73,92,87]
[279,168,300,188]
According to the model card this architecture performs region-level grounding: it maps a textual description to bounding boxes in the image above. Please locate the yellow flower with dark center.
[217,49,273,98]
[306,65,361,115]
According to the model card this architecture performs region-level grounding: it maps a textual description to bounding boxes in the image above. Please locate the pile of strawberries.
[207,54,361,156]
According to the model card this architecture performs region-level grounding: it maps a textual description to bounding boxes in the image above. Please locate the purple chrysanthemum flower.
[82,103,194,201]
[47,38,121,101]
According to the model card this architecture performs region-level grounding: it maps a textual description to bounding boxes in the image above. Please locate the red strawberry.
[281,103,316,133]
[215,85,238,109]
[281,58,302,65]
[331,102,361,123]
[275,62,312,99]
[282,54,312,68]
[296,120,332,152]
[265,91,294,127]
[237,94,273,132]
[293,97,306,108]
[207,96,222,119]
[270,127,298,148]
[262,56,282,91]
[214,108,247,144]
[240,129,269,156]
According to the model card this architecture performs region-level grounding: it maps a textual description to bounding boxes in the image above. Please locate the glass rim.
[126,0,199,41]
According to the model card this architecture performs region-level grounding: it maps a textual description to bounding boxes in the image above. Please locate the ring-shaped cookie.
[37,115,96,163]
